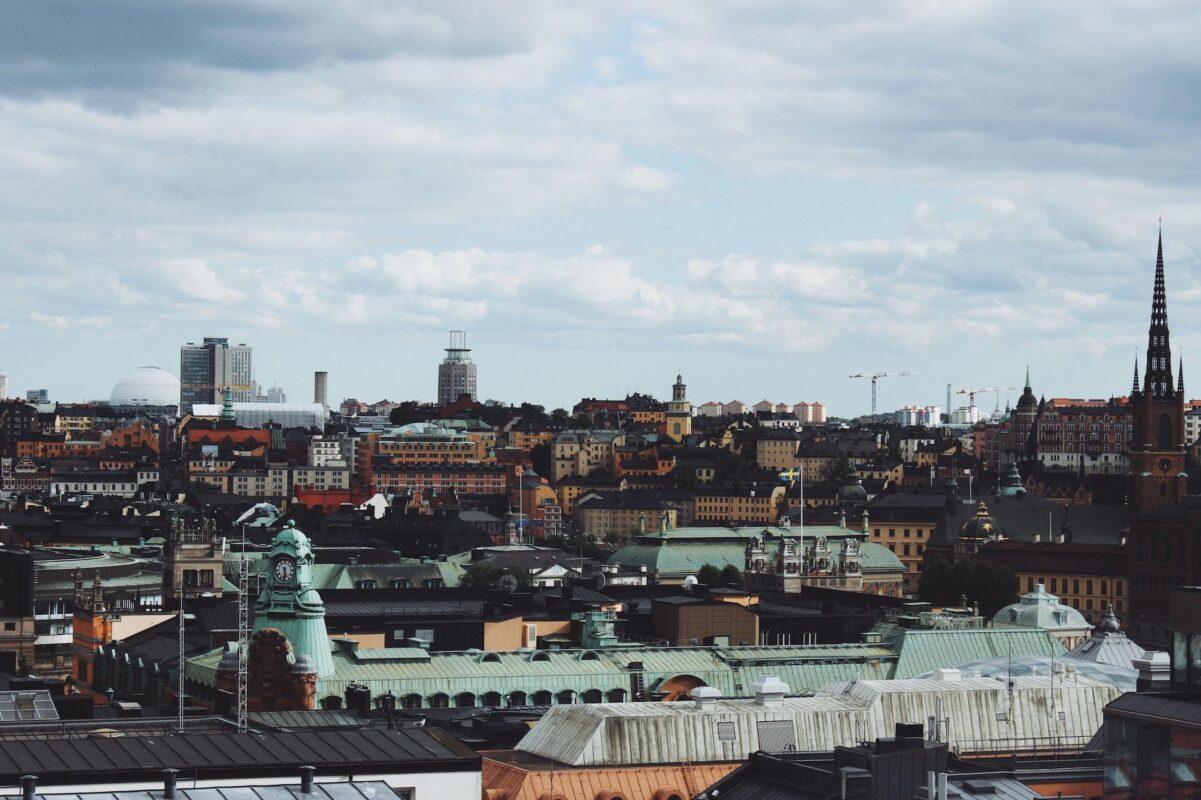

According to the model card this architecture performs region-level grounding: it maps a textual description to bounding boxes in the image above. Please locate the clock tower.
[666,373,692,442]
[1130,230,1188,510]
[252,520,335,678]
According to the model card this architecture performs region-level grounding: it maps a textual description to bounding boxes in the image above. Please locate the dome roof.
[998,463,1026,497]
[993,584,1090,631]
[110,366,180,406]
[959,501,1002,540]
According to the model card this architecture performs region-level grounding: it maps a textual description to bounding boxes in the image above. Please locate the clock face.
[1160,458,1174,474]
[273,557,296,582]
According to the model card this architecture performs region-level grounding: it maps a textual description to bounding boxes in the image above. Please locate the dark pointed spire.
[1179,356,1185,394]
[1144,226,1175,399]
[1024,364,1031,390]
[1133,356,1140,394]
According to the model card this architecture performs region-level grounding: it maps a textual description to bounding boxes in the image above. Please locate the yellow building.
[665,374,692,442]
[756,432,800,470]
[694,485,785,525]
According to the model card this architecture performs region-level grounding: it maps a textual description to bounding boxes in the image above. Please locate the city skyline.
[3,4,1201,412]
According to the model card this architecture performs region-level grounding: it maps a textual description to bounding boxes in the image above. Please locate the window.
[532,690,552,705]
[429,693,449,708]
[508,691,527,707]
[455,692,475,708]
[556,689,575,705]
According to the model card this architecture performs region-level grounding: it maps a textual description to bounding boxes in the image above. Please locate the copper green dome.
[998,463,1026,497]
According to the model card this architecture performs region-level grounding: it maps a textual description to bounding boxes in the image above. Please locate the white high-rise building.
[437,330,477,406]
[0,374,7,399]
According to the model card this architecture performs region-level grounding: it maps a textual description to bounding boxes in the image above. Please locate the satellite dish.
[682,575,698,589]
[588,569,607,590]
[498,573,519,593]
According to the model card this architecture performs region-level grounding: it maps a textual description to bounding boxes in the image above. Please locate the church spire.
[1024,364,1031,390]
[1132,356,1140,394]
[1144,227,1175,399]
[1179,356,1185,394]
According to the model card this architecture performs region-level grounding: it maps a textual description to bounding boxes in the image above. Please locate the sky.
[3,2,1201,415]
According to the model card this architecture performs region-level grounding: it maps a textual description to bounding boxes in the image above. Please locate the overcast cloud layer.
[3,1,1201,413]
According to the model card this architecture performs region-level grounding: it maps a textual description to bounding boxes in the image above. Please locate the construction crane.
[848,372,919,419]
[956,386,1017,416]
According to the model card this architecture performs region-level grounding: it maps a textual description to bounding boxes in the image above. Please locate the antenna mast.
[237,523,250,733]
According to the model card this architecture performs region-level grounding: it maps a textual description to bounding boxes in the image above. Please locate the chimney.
[691,686,721,711]
[935,668,962,682]
[1134,651,1171,692]
[314,372,328,410]
[751,676,789,708]
[937,773,948,800]
[300,766,316,794]
[20,776,36,800]
[163,769,178,800]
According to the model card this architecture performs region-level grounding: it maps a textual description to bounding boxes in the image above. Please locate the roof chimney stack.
[1134,651,1171,692]
[20,776,37,800]
[691,686,721,711]
[300,766,316,794]
[162,769,178,800]
[751,676,789,708]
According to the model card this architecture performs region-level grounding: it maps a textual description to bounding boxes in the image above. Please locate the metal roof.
[32,781,398,800]
[189,642,898,704]
[517,674,1121,767]
[0,728,477,783]
[873,623,1067,678]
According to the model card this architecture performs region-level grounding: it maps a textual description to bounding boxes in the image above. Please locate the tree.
[720,564,742,586]
[822,456,855,484]
[460,562,532,590]
[918,557,1018,617]
[669,463,698,490]
[530,444,552,476]
[696,564,723,586]
[603,532,624,546]
[389,401,426,426]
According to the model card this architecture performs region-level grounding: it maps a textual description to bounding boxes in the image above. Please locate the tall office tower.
[314,371,328,414]
[26,389,49,404]
[0,374,7,399]
[437,330,477,406]
[179,337,254,412]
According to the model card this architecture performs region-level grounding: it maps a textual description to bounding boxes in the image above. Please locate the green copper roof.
[188,641,897,705]
[609,526,902,576]
[873,623,1067,678]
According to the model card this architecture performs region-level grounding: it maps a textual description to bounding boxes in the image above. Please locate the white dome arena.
[110,366,180,406]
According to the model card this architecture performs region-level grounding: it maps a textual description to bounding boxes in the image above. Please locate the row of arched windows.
[327,687,627,710]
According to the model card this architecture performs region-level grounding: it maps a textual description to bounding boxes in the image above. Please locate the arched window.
[479,652,501,663]
[532,690,552,705]
[402,693,423,709]
[557,689,575,705]
[482,692,502,707]
[606,689,626,703]
[455,692,476,708]
[508,691,528,707]
[582,689,603,704]
[430,693,449,708]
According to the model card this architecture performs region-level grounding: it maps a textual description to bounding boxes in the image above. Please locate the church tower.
[1130,230,1188,510]
[666,373,692,442]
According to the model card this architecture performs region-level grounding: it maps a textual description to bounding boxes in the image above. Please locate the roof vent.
[935,668,962,682]
[751,676,789,707]
[691,686,721,711]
